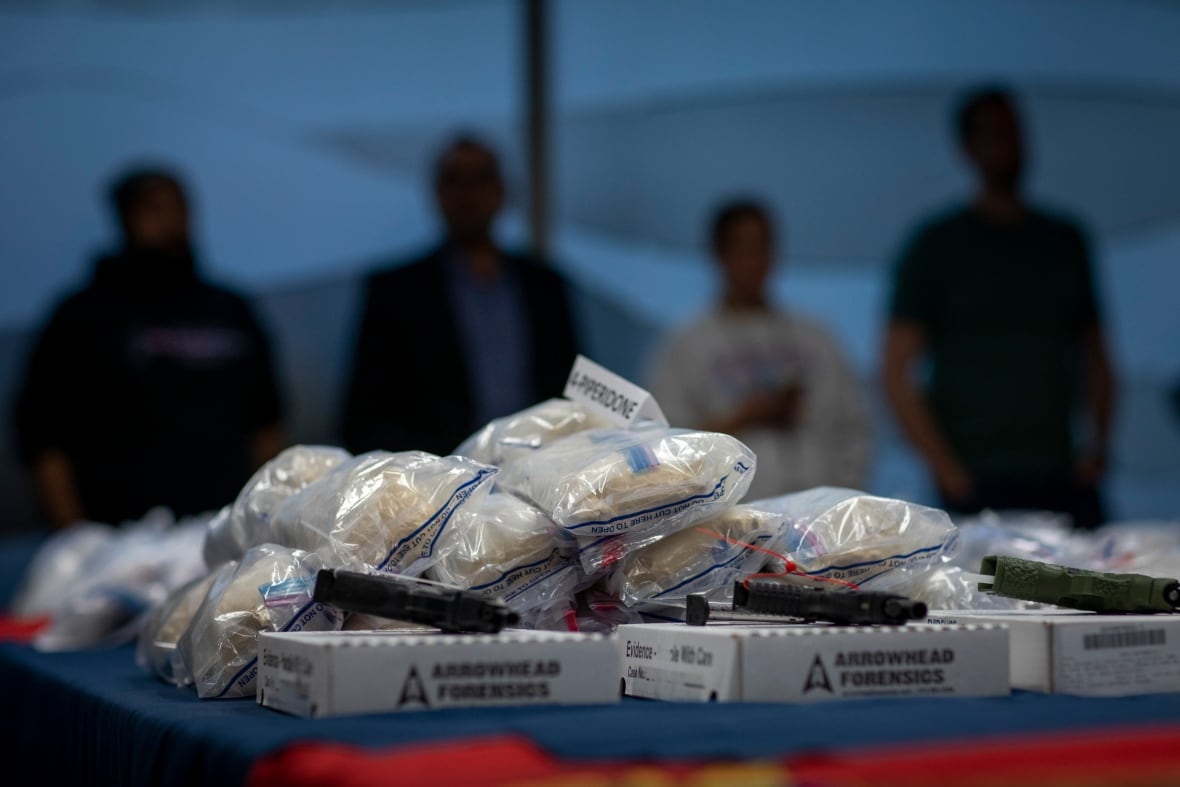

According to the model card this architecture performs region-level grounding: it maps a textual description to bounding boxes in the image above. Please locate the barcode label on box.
[1083,629,1166,650]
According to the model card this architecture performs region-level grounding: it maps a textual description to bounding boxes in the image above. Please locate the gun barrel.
[313,569,519,633]
[1165,582,1180,608]
[685,594,807,626]
[695,580,926,626]
[882,597,928,622]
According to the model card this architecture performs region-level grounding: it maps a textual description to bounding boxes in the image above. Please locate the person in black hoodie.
[342,135,579,456]
[13,167,284,528]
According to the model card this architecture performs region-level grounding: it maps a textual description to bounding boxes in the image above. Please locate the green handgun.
[979,555,1180,613]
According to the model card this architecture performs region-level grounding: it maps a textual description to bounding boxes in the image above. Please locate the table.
[1,640,1179,787]
[3,534,1180,786]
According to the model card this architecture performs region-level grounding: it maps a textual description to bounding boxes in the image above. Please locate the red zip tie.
[692,526,859,591]
[693,527,797,570]
[745,568,859,591]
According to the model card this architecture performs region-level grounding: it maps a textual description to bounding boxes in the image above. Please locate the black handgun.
[686,579,926,626]
[312,569,519,634]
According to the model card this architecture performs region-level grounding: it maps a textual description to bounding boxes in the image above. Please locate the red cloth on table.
[249,723,1180,787]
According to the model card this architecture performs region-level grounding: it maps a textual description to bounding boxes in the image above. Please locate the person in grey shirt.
[647,199,869,499]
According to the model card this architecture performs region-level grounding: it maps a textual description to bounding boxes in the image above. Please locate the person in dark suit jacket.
[342,135,579,456]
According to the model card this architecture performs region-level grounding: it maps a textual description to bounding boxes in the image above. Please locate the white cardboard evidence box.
[926,609,1180,696]
[618,622,1009,703]
[257,629,621,718]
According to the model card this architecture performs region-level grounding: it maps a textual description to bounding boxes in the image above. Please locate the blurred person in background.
[12,166,285,528]
[647,199,870,499]
[343,134,578,456]
[882,86,1115,529]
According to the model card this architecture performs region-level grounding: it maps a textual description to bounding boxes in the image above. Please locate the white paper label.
[1056,623,1180,695]
[563,355,667,428]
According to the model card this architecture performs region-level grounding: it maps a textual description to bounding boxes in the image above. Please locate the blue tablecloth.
[3,533,1179,785]
[1,640,1179,787]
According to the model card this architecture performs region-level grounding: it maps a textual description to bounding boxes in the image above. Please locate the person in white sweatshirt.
[647,198,870,499]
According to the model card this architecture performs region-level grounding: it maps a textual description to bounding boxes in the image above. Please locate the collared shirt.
[445,250,533,426]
